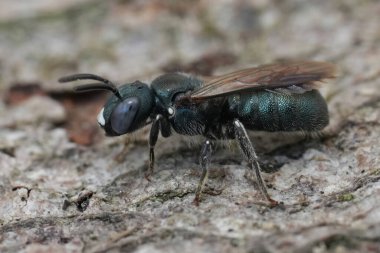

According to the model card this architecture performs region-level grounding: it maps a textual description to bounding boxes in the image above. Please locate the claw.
[268,198,279,208]
[144,172,152,182]
[192,196,200,206]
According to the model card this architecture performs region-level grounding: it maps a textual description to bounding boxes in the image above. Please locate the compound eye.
[110,97,139,135]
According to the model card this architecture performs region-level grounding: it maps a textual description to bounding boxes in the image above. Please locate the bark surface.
[0,1,379,252]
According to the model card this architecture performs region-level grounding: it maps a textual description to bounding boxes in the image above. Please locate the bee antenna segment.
[58,73,122,99]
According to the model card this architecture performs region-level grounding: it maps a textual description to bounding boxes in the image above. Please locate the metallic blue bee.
[59,61,336,206]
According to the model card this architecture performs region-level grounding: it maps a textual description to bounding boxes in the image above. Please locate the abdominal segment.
[231,90,329,132]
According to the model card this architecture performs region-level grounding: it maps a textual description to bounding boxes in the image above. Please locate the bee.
[59,61,336,206]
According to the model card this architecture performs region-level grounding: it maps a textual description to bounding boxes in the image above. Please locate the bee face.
[98,81,154,136]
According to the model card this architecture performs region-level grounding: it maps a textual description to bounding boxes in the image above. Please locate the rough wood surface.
[0,1,379,252]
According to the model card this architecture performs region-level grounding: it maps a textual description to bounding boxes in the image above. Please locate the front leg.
[193,140,213,206]
[233,119,278,207]
[145,115,161,180]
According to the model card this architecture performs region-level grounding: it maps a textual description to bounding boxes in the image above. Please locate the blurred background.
[1,0,378,146]
[1,1,380,252]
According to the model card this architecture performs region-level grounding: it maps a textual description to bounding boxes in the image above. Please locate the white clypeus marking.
[97,107,105,126]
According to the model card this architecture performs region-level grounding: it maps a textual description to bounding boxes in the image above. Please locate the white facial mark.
[97,107,105,126]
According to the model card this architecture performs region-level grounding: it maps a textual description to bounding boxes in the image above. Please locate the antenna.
[58,73,122,99]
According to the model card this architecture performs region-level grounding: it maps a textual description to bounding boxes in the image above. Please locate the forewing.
[190,61,337,100]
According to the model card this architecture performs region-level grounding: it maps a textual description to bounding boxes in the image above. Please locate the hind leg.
[233,119,278,207]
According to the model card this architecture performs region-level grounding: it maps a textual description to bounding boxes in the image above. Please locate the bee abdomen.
[230,90,329,132]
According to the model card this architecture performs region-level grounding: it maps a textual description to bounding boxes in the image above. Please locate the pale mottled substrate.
[0,1,380,253]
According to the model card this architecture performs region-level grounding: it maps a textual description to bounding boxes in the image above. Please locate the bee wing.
[189,61,337,100]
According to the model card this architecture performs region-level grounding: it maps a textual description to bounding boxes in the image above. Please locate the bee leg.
[193,140,213,206]
[145,115,162,181]
[233,119,278,207]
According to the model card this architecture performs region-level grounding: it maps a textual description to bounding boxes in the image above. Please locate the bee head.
[59,74,154,136]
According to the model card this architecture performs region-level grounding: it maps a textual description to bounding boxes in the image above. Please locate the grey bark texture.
[0,1,379,252]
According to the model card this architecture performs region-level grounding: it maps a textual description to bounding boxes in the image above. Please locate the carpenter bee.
[59,61,336,206]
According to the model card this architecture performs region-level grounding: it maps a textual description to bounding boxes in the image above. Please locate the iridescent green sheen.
[232,90,328,132]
